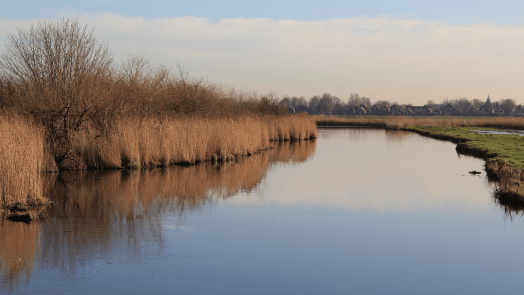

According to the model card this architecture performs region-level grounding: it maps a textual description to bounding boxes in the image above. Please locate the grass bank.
[316,115,524,200]
[408,126,524,202]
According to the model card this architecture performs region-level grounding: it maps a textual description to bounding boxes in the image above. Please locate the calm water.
[1,128,523,294]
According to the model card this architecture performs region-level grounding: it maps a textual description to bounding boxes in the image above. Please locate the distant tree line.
[280,93,522,116]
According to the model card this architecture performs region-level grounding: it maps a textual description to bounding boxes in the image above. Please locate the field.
[315,115,524,129]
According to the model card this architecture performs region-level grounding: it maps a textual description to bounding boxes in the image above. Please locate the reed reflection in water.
[0,140,315,290]
[0,221,40,292]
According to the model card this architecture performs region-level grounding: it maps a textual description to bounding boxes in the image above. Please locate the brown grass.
[0,112,48,218]
[59,113,316,170]
[315,115,524,130]
[0,112,316,216]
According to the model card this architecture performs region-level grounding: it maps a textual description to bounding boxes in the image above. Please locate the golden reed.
[0,112,316,216]
[0,113,47,218]
[65,113,316,169]
[315,115,524,130]
[0,19,317,217]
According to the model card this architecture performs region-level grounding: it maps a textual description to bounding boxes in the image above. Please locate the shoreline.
[1,114,317,221]
[316,119,524,201]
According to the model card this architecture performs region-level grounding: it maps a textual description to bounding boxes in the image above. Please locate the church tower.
[486,95,491,104]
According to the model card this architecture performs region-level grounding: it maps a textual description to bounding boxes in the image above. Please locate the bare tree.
[471,98,483,109]
[296,96,307,107]
[279,96,291,109]
[426,100,438,109]
[317,93,334,115]
[0,18,113,163]
[308,95,321,113]
[361,97,371,107]
[500,98,517,115]
[347,93,362,106]
[455,97,472,113]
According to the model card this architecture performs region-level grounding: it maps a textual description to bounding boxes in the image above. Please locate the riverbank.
[0,113,316,220]
[0,18,318,220]
[315,115,524,201]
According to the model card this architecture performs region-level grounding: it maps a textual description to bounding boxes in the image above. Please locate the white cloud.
[2,13,524,104]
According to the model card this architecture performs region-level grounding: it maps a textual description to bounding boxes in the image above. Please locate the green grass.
[409,126,524,169]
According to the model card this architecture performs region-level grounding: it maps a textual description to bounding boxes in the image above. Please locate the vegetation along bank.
[0,19,316,220]
[316,115,524,203]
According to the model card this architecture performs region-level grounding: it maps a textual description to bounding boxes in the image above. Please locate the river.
[1,128,523,294]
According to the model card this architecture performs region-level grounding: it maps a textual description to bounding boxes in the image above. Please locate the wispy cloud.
[2,12,524,103]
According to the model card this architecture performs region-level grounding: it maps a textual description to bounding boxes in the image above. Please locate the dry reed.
[0,18,317,215]
[0,112,47,217]
[62,114,316,170]
[315,115,524,130]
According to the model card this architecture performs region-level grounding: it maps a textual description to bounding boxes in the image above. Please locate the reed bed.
[62,113,316,170]
[0,113,316,216]
[0,113,47,218]
[315,115,524,130]
[0,18,317,215]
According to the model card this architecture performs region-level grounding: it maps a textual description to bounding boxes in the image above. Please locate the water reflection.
[0,221,39,292]
[319,127,419,147]
[5,128,524,294]
[492,189,524,221]
[0,140,316,291]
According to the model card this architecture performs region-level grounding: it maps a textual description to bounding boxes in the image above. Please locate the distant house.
[347,105,358,115]
[390,104,402,115]
[287,106,295,113]
[408,106,425,115]
[479,104,493,115]
[295,105,310,114]
[424,107,434,116]
[465,106,478,116]
[440,103,461,116]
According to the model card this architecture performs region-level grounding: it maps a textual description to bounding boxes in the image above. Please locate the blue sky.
[2,0,523,24]
[1,1,524,104]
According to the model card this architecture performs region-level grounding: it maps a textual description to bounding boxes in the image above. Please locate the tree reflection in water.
[0,140,316,290]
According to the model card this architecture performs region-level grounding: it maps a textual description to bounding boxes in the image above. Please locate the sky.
[1,0,524,105]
